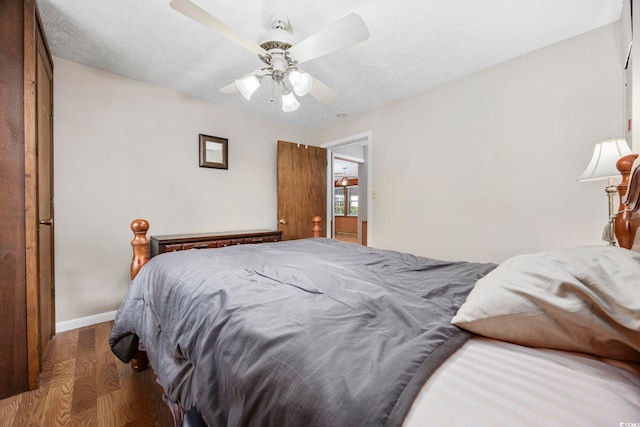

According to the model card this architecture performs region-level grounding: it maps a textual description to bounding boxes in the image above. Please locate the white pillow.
[452,246,640,361]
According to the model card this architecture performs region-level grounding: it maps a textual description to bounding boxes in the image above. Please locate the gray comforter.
[110,238,495,426]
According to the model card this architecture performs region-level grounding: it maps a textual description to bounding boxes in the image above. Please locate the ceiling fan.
[169,0,370,112]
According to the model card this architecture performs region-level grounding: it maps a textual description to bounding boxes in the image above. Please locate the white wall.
[53,58,310,323]
[312,23,625,263]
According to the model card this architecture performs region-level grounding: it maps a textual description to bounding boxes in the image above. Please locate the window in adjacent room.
[347,186,358,216]
[335,185,358,217]
[334,188,345,215]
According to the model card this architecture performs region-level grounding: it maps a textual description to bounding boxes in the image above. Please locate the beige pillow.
[452,246,640,361]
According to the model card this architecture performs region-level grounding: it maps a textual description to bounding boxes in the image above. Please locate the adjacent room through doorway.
[333,157,360,243]
[322,132,371,246]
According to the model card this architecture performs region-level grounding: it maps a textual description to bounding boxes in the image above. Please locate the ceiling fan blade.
[170,0,268,57]
[304,72,339,104]
[219,69,270,94]
[219,81,239,94]
[287,13,369,65]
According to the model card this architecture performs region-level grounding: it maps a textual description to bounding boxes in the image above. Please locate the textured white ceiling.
[36,0,623,130]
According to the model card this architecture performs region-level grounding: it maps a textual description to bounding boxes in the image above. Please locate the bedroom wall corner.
[311,22,624,263]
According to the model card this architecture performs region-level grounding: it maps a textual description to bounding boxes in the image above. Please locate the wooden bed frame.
[125,153,640,372]
[127,216,323,371]
[616,154,640,249]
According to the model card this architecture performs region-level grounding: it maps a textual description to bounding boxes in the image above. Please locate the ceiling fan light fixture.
[288,70,313,96]
[235,75,261,101]
[281,88,300,112]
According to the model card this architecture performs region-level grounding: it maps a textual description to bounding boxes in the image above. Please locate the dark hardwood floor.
[335,232,358,244]
[0,322,173,426]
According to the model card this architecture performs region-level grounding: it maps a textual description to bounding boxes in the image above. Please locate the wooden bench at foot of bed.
[127,216,324,372]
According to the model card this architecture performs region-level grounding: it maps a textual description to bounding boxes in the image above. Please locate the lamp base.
[603,178,618,246]
[602,217,616,246]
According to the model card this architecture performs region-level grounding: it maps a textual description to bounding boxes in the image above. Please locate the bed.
[110,153,640,426]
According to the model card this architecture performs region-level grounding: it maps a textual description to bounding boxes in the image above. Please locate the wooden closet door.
[0,0,54,398]
[24,5,55,390]
[277,141,327,240]
[36,32,55,372]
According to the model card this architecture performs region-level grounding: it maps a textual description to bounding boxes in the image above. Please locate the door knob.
[279,219,287,225]
[39,218,53,226]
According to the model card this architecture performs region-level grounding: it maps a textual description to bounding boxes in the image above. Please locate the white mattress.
[404,336,640,427]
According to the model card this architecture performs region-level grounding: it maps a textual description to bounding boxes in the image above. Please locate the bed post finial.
[615,154,639,249]
[130,219,150,280]
[312,216,322,238]
[616,154,637,199]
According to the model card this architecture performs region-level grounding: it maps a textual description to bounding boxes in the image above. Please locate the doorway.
[333,156,361,244]
[321,132,372,246]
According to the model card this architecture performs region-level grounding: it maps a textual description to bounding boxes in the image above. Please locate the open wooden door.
[277,141,327,240]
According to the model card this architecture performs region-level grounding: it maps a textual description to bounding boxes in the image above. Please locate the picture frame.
[199,134,228,170]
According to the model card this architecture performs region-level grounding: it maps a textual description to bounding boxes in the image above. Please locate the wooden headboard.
[616,153,640,251]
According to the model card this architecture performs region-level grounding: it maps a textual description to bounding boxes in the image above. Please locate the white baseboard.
[55,310,118,333]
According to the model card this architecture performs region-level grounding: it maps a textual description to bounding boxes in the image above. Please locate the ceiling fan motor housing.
[258,13,296,51]
[268,13,290,31]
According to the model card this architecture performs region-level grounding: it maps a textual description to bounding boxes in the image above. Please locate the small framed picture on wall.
[199,134,228,170]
